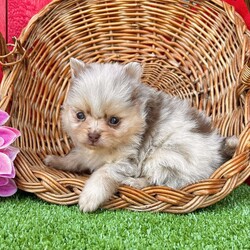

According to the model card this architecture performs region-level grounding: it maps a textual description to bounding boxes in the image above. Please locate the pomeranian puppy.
[44,58,238,212]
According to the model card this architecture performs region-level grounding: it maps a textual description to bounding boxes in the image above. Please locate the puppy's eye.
[108,117,120,126]
[76,111,86,121]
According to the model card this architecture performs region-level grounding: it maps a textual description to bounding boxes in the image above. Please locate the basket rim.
[18,0,249,44]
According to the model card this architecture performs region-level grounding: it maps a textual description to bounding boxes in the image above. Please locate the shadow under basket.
[0,0,249,213]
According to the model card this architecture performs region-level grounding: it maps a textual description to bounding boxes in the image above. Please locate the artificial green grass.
[0,184,249,250]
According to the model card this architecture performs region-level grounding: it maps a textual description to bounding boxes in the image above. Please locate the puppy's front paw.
[78,166,117,212]
[78,190,103,213]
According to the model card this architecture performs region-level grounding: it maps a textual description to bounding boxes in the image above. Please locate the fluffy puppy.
[44,58,238,212]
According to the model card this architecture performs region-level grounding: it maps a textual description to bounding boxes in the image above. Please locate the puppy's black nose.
[88,132,101,143]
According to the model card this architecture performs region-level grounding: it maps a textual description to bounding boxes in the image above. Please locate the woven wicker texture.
[0,0,249,213]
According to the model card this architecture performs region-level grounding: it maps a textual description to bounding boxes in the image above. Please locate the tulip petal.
[0,146,20,161]
[0,152,13,175]
[0,110,9,126]
[0,165,15,178]
[0,178,17,197]
[0,127,20,149]
[3,126,21,137]
[0,177,8,186]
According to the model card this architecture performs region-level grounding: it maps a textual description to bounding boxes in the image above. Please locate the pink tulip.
[0,111,9,126]
[0,146,20,161]
[0,152,15,178]
[0,178,17,197]
[0,126,21,149]
[0,110,20,197]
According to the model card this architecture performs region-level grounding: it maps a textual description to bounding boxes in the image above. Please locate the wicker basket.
[0,0,249,213]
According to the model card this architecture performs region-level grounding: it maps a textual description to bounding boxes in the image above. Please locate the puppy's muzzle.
[88,132,101,143]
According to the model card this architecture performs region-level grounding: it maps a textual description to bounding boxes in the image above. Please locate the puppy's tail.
[221,135,239,161]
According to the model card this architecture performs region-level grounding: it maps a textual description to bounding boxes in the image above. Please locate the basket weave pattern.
[0,0,249,213]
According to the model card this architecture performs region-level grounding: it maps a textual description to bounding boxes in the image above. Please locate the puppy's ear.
[124,62,143,81]
[70,58,86,78]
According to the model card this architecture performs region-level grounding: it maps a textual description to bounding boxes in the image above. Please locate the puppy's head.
[62,58,147,151]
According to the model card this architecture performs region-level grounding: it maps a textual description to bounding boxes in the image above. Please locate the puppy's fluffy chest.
[82,147,130,171]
